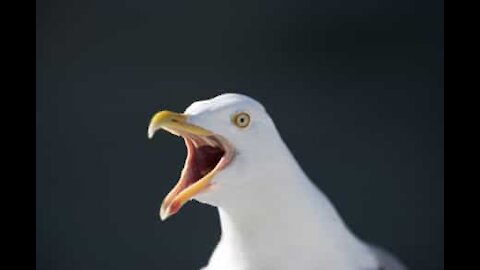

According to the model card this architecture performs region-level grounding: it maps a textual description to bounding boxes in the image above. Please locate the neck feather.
[213,144,373,268]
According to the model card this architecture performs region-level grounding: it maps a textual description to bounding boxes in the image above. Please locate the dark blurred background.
[36,0,443,269]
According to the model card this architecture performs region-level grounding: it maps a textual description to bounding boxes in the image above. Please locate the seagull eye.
[233,112,250,128]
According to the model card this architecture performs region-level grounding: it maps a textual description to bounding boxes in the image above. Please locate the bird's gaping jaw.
[148,111,235,220]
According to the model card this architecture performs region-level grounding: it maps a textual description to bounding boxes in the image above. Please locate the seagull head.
[148,93,283,220]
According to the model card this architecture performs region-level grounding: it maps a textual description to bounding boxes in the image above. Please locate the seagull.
[148,93,407,270]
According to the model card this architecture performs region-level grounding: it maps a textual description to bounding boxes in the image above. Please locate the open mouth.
[147,110,235,220]
[183,136,227,189]
[173,134,234,199]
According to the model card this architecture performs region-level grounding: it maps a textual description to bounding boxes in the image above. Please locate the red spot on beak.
[169,200,182,216]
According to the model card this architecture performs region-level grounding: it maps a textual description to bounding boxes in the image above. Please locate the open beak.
[148,111,234,220]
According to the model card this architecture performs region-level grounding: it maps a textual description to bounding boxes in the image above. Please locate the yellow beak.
[148,110,212,139]
[148,111,217,220]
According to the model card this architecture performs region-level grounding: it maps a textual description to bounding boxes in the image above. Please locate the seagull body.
[148,93,407,270]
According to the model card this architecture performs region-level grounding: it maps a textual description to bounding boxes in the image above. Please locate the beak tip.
[147,126,156,139]
[160,200,182,221]
[159,207,170,221]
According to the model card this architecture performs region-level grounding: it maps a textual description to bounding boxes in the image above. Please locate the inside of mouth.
[183,137,225,186]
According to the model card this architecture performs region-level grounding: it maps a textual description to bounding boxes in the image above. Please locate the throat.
[212,172,374,268]
[216,174,347,247]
